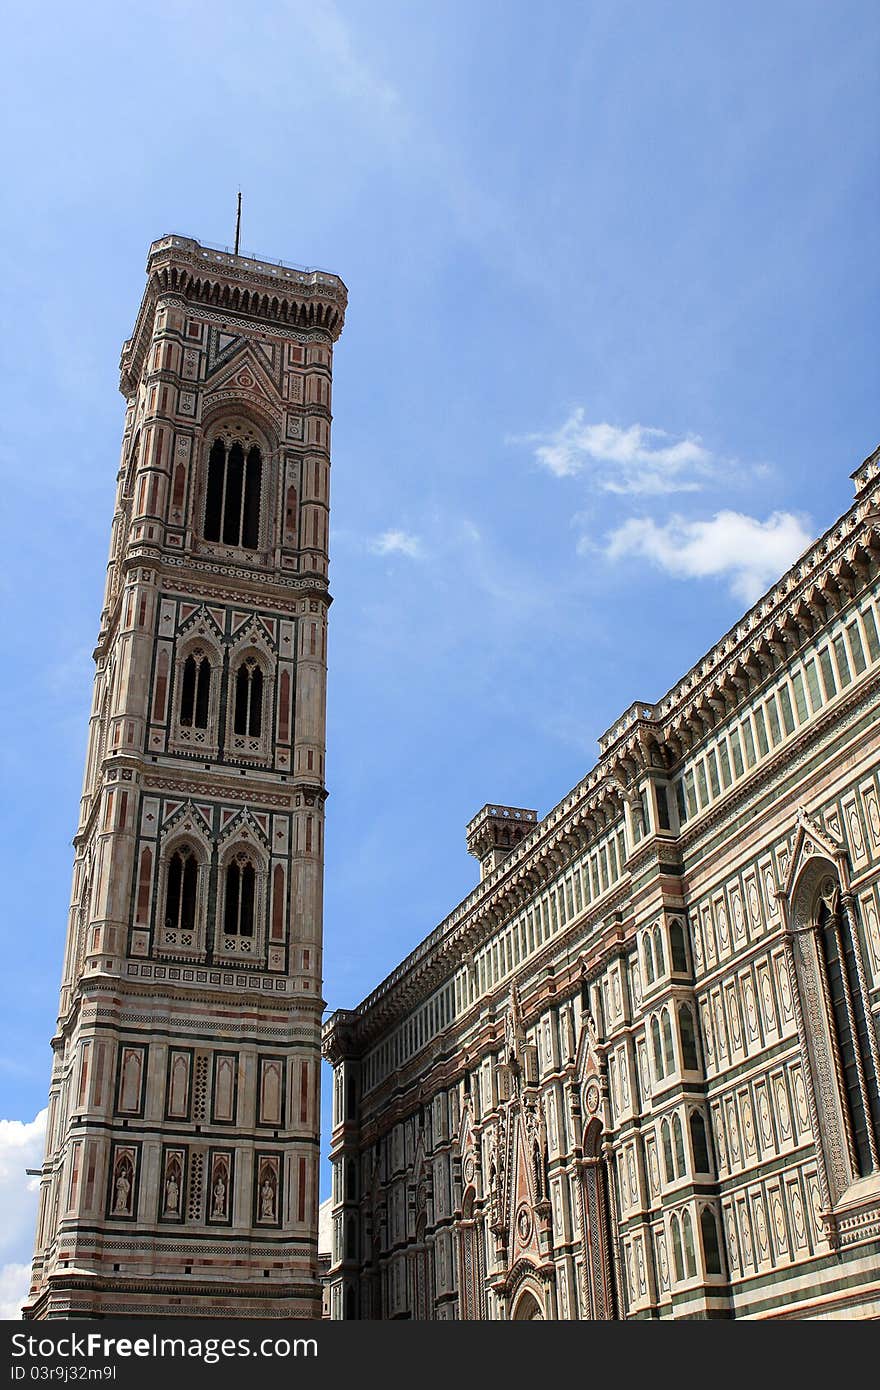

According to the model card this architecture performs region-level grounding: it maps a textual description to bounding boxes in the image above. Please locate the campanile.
[25,234,346,1318]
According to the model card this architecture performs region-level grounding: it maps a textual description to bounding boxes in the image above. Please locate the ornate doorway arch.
[511,1287,544,1320]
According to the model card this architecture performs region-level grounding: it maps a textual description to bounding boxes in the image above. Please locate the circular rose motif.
[463,1155,475,1185]
[516,1205,532,1242]
[585,1082,600,1115]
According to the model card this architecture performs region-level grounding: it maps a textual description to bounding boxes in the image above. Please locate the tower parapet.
[467,804,539,880]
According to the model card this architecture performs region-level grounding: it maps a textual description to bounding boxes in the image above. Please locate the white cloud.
[519,409,712,493]
[369,529,423,559]
[605,509,813,604]
[0,1263,30,1320]
[0,1110,46,1300]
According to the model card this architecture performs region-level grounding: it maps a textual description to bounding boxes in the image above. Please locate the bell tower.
[25,234,347,1318]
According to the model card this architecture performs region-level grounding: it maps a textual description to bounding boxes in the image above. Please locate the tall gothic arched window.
[662,1119,674,1183]
[233,658,264,737]
[673,1114,686,1176]
[204,438,262,548]
[642,935,655,985]
[652,1017,664,1078]
[670,920,688,973]
[701,1206,723,1275]
[816,887,880,1177]
[179,651,211,728]
[681,1208,697,1277]
[165,847,197,933]
[678,1004,700,1071]
[690,1110,711,1173]
[223,852,256,937]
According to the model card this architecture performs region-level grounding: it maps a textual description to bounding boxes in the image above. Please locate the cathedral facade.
[324,450,880,1320]
[26,235,346,1318]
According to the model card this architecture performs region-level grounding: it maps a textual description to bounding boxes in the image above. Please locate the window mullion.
[218,448,228,542]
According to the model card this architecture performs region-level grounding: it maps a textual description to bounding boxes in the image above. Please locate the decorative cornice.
[120,234,348,395]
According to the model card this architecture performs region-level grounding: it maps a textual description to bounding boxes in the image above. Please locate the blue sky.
[0,0,877,1311]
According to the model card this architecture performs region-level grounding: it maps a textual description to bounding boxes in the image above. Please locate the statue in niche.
[114,1166,131,1214]
[260,1173,276,1219]
[562,1006,575,1063]
[488,1153,500,1227]
[212,1173,227,1217]
[165,1170,180,1213]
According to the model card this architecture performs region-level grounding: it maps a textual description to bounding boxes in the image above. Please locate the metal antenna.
[234,190,242,256]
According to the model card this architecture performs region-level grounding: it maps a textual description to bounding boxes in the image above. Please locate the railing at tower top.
[150,233,343,285]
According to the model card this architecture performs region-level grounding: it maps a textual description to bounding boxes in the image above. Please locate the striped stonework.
[25,235,346,1319]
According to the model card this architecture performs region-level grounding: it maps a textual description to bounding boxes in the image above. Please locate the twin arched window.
[175,648,266,748]
[204,438,262,549]
[160,845,261,947]
[671,1210,697,1282]
[661,1114,687,1183]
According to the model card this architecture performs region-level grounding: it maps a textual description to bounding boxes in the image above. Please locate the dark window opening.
[204,437,262,548]
[234,659,264,737]
[166,848,197,933]
[224,855,256,936]
[679,1005,699,1071]
[819,895,880,1177]
[701,1207,723,1275]
[690,1111,711,1172]
[179,652,211,729]
[670,920,688,973]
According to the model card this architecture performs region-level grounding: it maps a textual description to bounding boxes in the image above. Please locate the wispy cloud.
[0,1109,47,1318]
[516,409,712,493]
[369,529,424,559]
[605,509,813,604]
